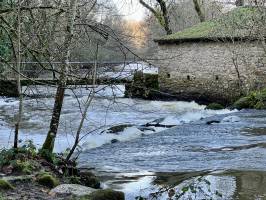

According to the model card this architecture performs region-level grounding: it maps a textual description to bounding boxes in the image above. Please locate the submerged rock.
[111,139,119,144]
[88,189,125,200]
[137,126,156,132]
[206,120,220,125]
[221,116,241,123]
[145,118,165,126]
[106,124,133,134]
[145,118,176,128]
[49,184,97,197]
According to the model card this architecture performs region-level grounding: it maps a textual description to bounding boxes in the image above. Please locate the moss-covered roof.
[155,7,265,44]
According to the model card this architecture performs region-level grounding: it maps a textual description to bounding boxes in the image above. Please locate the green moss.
[88,189,125,200]
[36,174,59,188]
[13,160,38,174]
[0,179,14,190]
[158,7,261,41]
[205,103,224,110]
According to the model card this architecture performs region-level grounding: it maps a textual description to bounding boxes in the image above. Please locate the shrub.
[233,88,266,110]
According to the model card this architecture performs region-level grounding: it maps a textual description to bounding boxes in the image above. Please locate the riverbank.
[0,145,125,200]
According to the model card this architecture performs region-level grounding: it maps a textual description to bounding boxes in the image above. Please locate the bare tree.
[42,0,79,153]
[14,0,22,149]
[139,0,172,35]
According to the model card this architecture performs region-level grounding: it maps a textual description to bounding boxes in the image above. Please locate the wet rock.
[221,116,241,123]
[145,118,176,128]
[111,139,119,144]
[88,189,125,200]
[205,103,224,110]
[106,124,133,134]
[206,120,220,125]
[137,126,156,132]
[49,184,97,197]
[145,118,165,126]
[79,171,101,189]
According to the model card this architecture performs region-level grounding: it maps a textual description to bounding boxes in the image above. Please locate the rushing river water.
[0,85,266,199]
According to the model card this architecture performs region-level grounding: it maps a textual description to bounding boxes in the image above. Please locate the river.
[0,85,266,199]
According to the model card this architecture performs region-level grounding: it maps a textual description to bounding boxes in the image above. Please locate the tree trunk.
[42,0,78,153]
[14,0,22,149]
[193,0,205,22]
[139,0,172,35]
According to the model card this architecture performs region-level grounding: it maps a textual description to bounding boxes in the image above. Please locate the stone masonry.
[155,40,266,104]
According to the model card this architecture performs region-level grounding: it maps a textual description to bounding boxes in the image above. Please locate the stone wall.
[155,40,266,104]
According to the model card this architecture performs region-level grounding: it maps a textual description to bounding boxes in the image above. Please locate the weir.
[0,61,158,97]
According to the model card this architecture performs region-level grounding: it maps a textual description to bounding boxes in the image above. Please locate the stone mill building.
[154,7,266,104]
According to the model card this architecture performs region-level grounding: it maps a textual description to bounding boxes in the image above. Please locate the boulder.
[88,189,125,200]
[49,184,97,197]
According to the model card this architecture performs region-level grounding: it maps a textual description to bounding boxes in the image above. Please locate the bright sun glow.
[113,0,146,21]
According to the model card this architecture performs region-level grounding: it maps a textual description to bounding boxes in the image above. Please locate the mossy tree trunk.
[192,0,205,22]
[42,0,78,153]
[139,0,172,35]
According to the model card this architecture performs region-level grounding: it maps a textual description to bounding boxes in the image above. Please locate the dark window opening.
[215,75,219,80]
[187,75,190,80]
[167,73,171,78]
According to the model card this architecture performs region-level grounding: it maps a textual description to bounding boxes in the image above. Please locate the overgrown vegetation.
[233,88,266,109]
[158,7,261,41]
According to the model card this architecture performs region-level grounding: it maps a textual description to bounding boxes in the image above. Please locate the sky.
[113,0,146,21]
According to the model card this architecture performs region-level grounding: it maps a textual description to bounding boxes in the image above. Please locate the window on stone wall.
[167,73,171,78]
[215,75,219,81]
[187,75,190,81]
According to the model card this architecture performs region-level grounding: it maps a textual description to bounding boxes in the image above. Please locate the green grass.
[159,7,262,41]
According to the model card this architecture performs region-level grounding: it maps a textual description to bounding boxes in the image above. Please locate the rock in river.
[49,184,97,197]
